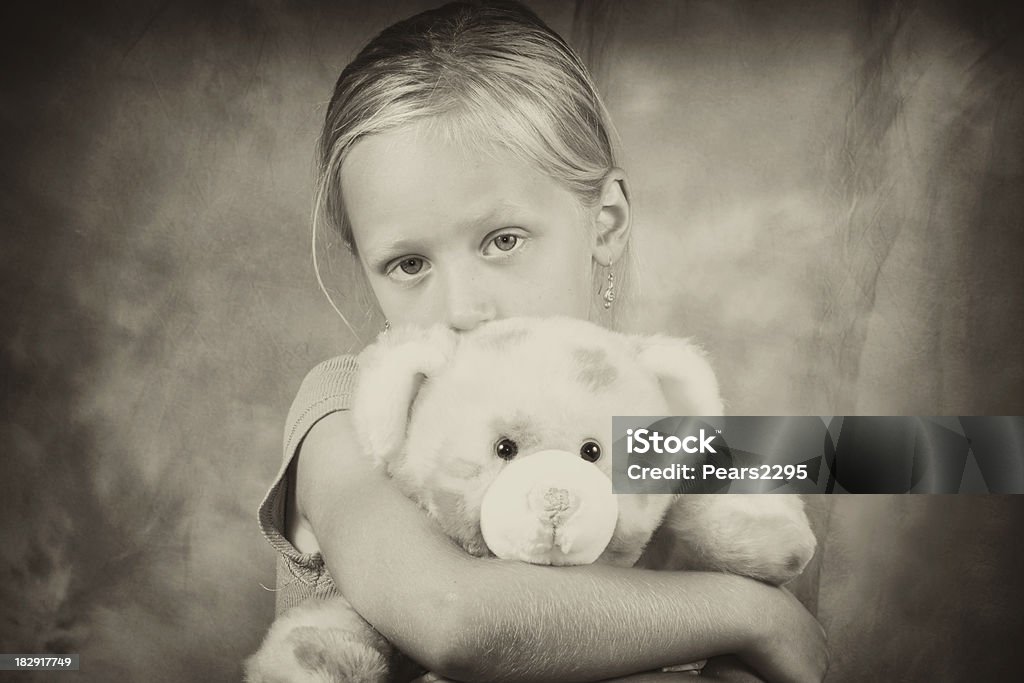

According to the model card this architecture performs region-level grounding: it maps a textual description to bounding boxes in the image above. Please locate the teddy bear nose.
[530,486,578,520]
[544,487,570,512]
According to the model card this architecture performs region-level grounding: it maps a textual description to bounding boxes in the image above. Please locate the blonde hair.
[313,0,633,335]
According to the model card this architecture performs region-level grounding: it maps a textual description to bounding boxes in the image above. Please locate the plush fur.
[245,317,816,682]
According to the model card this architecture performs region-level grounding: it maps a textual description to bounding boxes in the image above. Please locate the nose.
[528,486,579,521]
[443,269,496,332]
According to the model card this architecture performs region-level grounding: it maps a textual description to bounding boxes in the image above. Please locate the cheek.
[511,250,593,316]
[370,279,439,327]
[507,286,587,319]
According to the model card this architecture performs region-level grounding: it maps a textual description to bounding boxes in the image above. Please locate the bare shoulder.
[290,410,372,551]
[285,456,320,554]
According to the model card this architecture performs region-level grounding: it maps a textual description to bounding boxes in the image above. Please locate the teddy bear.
[245,316,817,682]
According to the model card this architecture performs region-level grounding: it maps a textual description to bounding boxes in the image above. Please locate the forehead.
[341,122,584,249]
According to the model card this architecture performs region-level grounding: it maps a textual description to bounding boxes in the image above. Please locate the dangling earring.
[602,265,616,309]
[383,319,391,333]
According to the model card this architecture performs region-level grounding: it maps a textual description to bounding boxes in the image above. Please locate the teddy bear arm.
[657,495,817,586]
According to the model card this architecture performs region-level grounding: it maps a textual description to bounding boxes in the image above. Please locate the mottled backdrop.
[2,1,1022,681]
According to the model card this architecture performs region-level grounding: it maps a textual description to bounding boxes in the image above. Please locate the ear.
[351,324,459,464]
[591,169,631,266]
[633,335,725,415]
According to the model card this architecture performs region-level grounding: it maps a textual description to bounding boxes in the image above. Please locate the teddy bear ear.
[352,324,459,465]
[633,335,725,416]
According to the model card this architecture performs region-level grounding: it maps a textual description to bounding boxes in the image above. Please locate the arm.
[296,412,827,683]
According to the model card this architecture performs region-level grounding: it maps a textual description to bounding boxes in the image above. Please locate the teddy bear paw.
[735,514,817,585]
[682,496,817,585]
[244,626,389,683]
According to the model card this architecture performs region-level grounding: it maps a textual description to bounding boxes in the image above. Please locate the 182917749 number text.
[0,655,79,670]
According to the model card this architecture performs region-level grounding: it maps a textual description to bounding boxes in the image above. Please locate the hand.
[597,657,762,682]
[739,586,829,683]
[700,656,768,682]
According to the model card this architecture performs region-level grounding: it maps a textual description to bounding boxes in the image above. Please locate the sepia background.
[2,0,1022,681]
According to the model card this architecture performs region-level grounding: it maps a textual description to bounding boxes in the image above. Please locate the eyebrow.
[364,239,422,266]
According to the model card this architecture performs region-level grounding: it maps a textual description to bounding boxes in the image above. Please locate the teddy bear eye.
[494,438,519,460]
[580,440,602,462]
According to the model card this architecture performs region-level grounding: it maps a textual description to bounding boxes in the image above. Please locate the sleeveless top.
[257,355,358,615]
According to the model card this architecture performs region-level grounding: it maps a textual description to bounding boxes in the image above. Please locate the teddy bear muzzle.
[528,486,577,521]
[479,450,619,566]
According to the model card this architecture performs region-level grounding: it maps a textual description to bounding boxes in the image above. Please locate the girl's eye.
[580,440,602,462]
[494,437,519,460]
[385,256,430,281]
[492,234,518,252]
[398,257,424,274]
[482,230,525,256]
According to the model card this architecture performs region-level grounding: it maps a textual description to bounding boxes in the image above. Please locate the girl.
[259,2,828,681]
